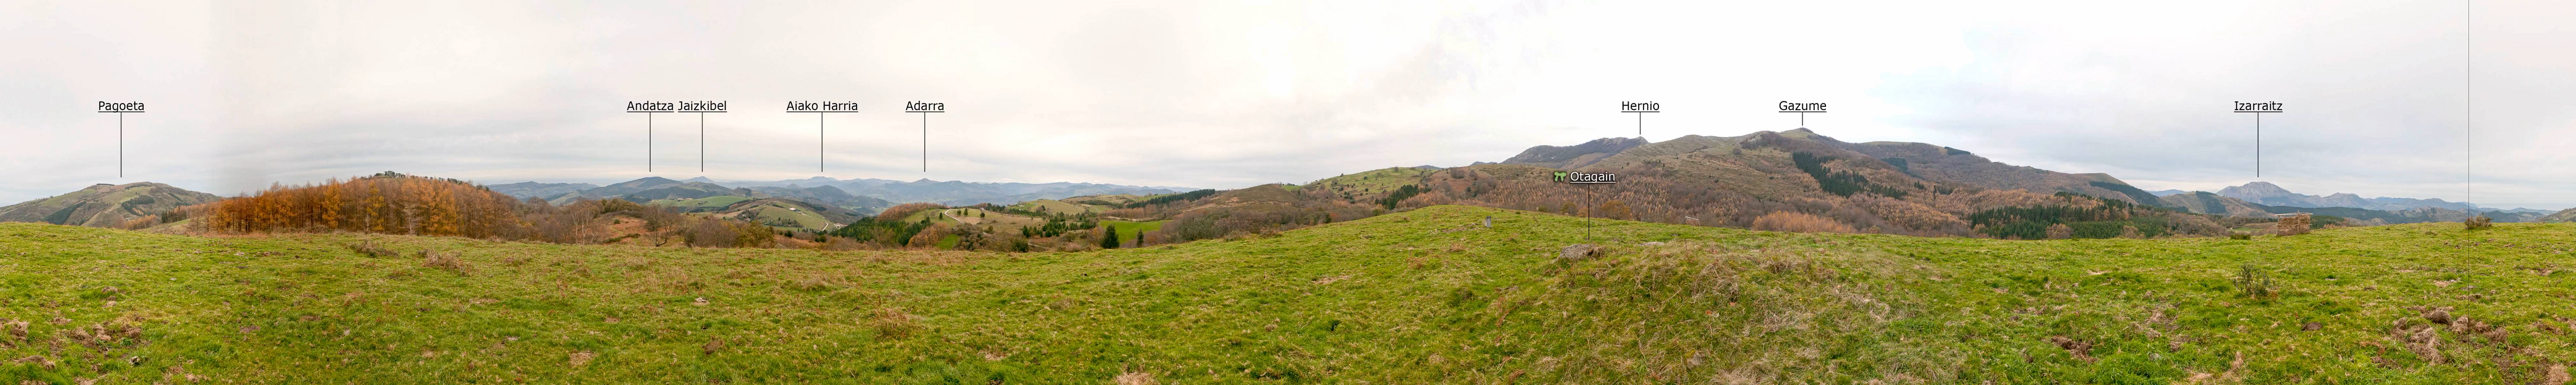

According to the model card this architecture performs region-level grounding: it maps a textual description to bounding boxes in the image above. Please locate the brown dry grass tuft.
[1749,211,1855,234]
[345,240,399,257]
[1112,372,1157,385]
[568,351,594,367]
[1311,274,1354,285]
[2046,336,2095,362]
[16,356,56,371]
[420,250,470,274]
[871,307,919,340]
[821,237,867,251]
[2400,322,2444,364]
[3,319,26,346]
[2419,306,2455,324]
[119,215,159,230]
[791,274,840,291]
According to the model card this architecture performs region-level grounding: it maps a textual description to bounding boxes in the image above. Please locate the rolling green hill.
[3,205,2573,383]
[713,198,866,232]
[1057,194,1146,207]
[2542,208,2576,223]
[727,203,834,230]
[646,195,752,212]
[1003,199,1105,215]
[0,182,221,228]
[1306,166,1439,195]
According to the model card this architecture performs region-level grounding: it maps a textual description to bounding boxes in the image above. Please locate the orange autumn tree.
[206,172,525,238]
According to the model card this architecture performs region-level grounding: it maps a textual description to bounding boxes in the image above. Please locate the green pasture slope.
[1103,220,1163,244]
[738,204,834,230]
[4,205,2576,383]
[1004,199,1104,215]
[646,195,752,211]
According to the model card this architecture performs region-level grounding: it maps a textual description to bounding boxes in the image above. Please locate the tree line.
[200,172,806,249]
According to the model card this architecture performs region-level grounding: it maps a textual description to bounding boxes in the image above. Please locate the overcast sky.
[5,1,2572,209]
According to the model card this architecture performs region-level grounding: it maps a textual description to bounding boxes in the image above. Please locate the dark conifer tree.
[1099,227,1120,249]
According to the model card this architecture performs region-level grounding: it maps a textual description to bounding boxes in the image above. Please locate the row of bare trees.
[198,173,793,248]
[204,174,523,237]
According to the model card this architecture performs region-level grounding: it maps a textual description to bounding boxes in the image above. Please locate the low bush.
[346,240,400,257]
[2236,264,2274,298]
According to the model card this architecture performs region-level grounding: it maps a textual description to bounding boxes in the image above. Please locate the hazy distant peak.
[2217,181,2294,199]
[485,181,600,198]
[2214,181,2479,212]
[617,176,680,185]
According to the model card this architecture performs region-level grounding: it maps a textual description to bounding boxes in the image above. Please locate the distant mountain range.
[487,177,1187,207]
[0,174,1183,231]
[492,176,1186,207]
[2149,181,2561,214]
[2097,182,2568,225]
[487,182,597,198]
[715,177,1189,206]
[2214,181,2488,212]
[481,176,1184,217]
[2542,209,2576,223]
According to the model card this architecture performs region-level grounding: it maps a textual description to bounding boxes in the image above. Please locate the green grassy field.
[922,208,1035,230]
[4,205,2575,383]
[1103,220,1163,244]
[894,207,949,224]
[1005,199,1107,215]
[646,195,752,211]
